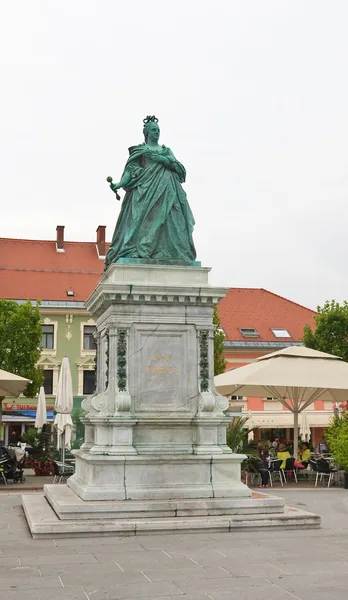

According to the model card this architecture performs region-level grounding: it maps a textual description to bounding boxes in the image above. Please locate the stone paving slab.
[21,553,98,566]
[0,575,62,591]
[84,581,183,599]
[0,590,87,600]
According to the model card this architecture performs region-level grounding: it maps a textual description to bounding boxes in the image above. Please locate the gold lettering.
[146,366,179,375]
[151,355,172,362]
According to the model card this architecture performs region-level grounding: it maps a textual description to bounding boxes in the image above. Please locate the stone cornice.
[86,264,228,317]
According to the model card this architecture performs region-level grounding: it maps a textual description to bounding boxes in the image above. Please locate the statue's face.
[147,123,160,143]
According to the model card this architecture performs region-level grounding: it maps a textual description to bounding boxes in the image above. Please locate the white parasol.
[35,386,47,430]
[299,410,311,442]
[0,369,30,397]
[54,357,73,465]
[214,346,348,458]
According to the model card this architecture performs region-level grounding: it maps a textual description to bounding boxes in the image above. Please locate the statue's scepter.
[106,176,121,201]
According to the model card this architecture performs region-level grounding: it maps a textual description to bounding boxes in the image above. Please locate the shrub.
[325,411,348,472]
[25,455,54,476]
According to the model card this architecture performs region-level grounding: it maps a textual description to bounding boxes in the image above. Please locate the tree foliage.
[213,306,226,376]
[324,412,348,472]
[303,300,348,361]
[0,300,43,425]
[226,416,251,452]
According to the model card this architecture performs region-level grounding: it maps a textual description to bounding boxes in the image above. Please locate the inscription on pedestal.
[132,325,195,412]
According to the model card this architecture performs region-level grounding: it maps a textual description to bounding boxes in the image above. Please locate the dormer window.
[239,328,259,337]
[271,328,291,338]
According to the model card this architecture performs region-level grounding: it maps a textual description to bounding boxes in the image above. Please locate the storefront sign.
[3,401,54,411]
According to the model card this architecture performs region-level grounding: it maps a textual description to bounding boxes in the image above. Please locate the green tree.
[213,306,226,375]
[325,411,348,472]
[0,300,43,429]
[303,300,348,360]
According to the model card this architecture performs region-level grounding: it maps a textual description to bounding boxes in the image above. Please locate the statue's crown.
[143,115,159,124]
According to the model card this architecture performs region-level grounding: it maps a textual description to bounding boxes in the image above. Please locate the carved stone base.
[67,452,249,501]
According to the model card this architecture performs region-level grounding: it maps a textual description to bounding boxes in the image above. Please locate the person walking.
[259,448,270,488]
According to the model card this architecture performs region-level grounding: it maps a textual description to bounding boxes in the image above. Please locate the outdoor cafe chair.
[316,458,337,488]
[282,457,298,483]
[309,459,319,484]
[52,460,74,484]
[269,459,284,487]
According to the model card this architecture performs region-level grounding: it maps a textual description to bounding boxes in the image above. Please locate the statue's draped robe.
[105,145,196,267]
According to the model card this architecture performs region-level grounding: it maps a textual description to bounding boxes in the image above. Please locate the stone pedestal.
[68,263,249,502]
[23,263,320,536]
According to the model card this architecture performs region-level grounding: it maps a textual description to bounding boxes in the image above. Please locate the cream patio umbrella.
[35,386,47,430]
[214,346,348,458]
[54,357,73,466]
[0,369,31,397]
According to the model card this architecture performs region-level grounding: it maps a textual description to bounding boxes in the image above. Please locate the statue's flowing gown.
[105,144,196,267]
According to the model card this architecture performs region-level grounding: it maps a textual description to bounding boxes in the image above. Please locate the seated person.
[298,442,311,469]
[277,444,291,469]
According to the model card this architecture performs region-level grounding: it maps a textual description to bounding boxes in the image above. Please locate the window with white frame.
[83,325,97,350]
[41,324,54,349]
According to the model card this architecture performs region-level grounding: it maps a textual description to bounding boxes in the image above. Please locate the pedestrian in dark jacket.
[258,448,270,488]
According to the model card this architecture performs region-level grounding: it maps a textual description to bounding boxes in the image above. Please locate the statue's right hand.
[110,182,120,192]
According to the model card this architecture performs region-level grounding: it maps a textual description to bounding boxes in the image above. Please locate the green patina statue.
[105,116,197,269]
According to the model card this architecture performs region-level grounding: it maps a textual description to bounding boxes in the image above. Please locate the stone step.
[22,493,320,539]
[44,484,285,520]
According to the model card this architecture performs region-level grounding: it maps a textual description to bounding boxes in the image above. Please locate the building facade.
[218,288,333,447]
[0,225,108,443]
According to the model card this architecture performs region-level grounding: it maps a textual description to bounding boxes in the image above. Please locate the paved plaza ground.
[1,488,348,600]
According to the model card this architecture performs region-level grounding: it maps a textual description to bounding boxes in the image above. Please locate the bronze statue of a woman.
[105,116,197,268]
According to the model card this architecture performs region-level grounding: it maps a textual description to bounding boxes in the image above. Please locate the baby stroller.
[0,447,26,483]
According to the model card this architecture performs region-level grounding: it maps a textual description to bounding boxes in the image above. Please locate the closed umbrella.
[35,386,47,430]
[0,369,30,397]
[299,410,311,442]
[54,357,73,466]
[214,346,348,458]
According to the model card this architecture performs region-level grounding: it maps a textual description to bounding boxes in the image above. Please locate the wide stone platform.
[22,487,320,538]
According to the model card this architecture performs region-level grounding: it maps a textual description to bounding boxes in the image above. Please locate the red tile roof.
[0,237,318,342]
[218,288,316,343]
[0,237,109,302]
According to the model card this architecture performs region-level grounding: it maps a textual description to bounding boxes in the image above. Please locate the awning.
[18,410,54,419]
[2,410,55,422]
[244,411,333,429]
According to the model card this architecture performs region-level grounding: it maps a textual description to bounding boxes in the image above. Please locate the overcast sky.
[1,1,348,310]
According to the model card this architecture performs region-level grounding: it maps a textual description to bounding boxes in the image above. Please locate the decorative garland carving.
[117,328,127,391]
[105,331,109,391]
[93,331,98,393]
[199,330,209,392]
